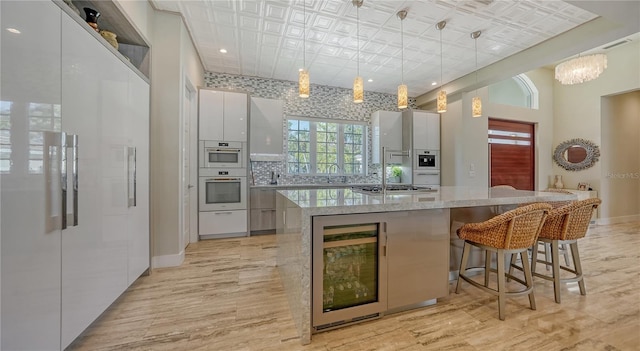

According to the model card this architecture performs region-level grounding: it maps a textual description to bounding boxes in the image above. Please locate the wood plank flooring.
[69,222,640,351]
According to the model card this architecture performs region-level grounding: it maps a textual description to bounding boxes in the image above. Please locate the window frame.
[286,116,367,176]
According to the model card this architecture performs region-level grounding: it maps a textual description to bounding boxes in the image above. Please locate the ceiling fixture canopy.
[471,30,482,118]
[299,0,309,98]
[555,54,607,85]
[353,0,364,103]
[436,20,447,113]
[397,9,408,110]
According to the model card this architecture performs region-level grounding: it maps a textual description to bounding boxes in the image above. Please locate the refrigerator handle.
[127,146,137,207]
[61,133,78,229]
[70,134,78,226]
[60,133,68,230]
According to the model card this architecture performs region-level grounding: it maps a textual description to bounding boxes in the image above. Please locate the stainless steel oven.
[414,149,439,170]
[199,168,247,211]
[200,140,245,168]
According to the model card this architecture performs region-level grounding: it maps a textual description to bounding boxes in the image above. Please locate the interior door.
[488,119,535,190]
[1,2,63,349]
[182,83,196,248]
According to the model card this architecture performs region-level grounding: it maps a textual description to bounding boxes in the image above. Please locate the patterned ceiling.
[150,0,598,96]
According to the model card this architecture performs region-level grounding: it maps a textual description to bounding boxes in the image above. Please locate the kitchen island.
[275,186,576,344]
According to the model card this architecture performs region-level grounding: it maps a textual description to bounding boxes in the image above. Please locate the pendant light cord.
[401,18,404,84]
[356,5,359,76]
[303,0,306,70]
[474,35,478,88]
[439,28,443,90]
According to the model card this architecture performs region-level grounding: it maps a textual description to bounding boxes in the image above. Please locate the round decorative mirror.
[553,138,600,171]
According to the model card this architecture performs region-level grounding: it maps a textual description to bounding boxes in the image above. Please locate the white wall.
[553,40,640,221]
[149,11,204,267]
[438,68,555,190]
[114,0,153,43]
[600,91,640,221]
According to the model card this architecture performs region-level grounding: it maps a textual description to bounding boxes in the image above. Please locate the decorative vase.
[100,30,118,50]
[554,175,564,189]
[83,7,100,32]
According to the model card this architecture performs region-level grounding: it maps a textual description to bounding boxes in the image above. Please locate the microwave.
[200,140,245,168]
[414,149,439,170]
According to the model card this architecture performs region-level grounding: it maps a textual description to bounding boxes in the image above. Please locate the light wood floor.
[69,222,640,351]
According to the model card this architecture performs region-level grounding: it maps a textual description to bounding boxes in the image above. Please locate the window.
[0,101,11,173]
[488,74,539,109]
[287,118,366,175]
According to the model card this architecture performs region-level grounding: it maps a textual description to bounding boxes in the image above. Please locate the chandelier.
[555,54,607,85]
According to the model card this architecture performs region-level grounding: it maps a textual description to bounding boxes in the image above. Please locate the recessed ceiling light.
[6,28,20,34]
[368,78,373,82]
[219,48,227,53]
[431,81,437,86]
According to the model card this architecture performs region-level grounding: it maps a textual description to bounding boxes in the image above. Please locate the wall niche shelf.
[56,0,150,80]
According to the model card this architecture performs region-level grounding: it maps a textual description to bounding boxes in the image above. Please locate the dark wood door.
[488,119,535,190]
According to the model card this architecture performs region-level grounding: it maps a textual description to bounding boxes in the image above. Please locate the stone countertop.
[276,186,577,216]
[250,183,378,189]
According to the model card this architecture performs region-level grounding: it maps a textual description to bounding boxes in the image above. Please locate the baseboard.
[151,250,185,268]
[596,214,640,225]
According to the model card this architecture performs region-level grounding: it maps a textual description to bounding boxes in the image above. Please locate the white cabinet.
[372,111,402,164]
[199,89,248,142]
[412,111,440,150]
[199,210,248,236]
[1,2,150,349]
[250,97,284,155]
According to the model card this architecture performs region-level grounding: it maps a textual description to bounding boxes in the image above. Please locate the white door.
[182,82,197,248]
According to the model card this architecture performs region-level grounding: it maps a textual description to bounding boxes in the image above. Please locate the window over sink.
[287,117,366,175]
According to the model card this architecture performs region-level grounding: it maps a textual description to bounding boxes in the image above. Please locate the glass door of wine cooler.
[312,213,387,330]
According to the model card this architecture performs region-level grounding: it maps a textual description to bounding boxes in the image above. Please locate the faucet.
[327,164,341,183]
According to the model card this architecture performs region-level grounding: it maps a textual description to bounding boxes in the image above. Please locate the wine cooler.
[312,213,387,331]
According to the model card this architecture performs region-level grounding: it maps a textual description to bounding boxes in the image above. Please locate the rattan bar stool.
[537,189,577,268]
[455,203,552,320]
[522,198,601,303]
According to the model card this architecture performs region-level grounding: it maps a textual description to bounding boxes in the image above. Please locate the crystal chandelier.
[299,0,309,98]
[555,54,607,85]
[436,21,447,113]
[397,9,408,109]
[353,0,364,103]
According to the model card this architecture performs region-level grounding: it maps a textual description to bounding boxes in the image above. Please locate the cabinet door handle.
[127,146,137,207]
[215,212,233,215]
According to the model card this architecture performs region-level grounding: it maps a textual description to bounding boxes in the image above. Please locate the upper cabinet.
[412,111,440,150]
[199,89,248,142]
[372,111,402,164]
[250,97,284,156]
[59,0,150,80]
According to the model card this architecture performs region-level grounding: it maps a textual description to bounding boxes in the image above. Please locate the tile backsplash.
[204,72,418,185]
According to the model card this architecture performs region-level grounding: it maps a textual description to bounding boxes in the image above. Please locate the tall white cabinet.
[1,2,150,350]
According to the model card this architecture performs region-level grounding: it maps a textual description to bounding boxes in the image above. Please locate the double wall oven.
[198,140,248,238]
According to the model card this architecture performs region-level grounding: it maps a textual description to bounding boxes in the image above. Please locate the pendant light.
[436,21,447,113]
[353,0,364,103]
[299,0,309,98]
[397,9,408,109]
[471,30,482,117]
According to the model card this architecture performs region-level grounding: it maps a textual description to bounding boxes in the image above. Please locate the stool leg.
[551,240,561,303]
[507,253,517,282]
[456,242,471,294]
[570,242,586,296]
[496,250,506,320]
[545,243,552,271]
[561,243,571,266]
[484,250,491,287]
[520,249,536,310]
[530,243,537,274]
